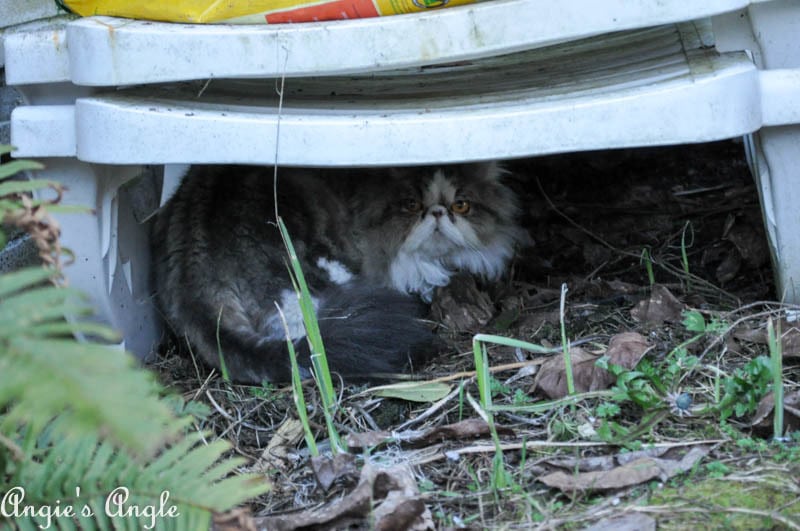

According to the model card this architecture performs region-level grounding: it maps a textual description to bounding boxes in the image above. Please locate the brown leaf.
[213,508,257,531]
[715,249,741,285]
[605,279,643,294]
[538,447,709,492]
[347,418,513,452]
[311,453,360,491]
[532,334,646,399]
[606,332,651,368]
[346,430,392,451]
[582,513,656,531]
[547,447,668,472]
[630,285,685,325]
[251,418,304,474]
[724,215,769,269]
[431,273,494,332]
[751,390,800,433]
[533,347,611,399]
[733,320,800,358]
[256,463,433,531]
[417,418,515,445]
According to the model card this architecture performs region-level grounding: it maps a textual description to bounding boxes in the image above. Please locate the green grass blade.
[767,318,784,439]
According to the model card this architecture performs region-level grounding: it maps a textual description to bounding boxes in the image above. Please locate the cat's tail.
[204,285,442,384]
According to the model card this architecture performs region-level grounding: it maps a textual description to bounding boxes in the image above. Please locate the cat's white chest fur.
[389,233,516,302]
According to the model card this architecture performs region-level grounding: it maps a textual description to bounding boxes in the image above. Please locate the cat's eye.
[450,200,471,214]
[403,198,423,212]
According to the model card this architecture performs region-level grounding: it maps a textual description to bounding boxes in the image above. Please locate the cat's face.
[395,164,512,256]
[359,163,526,298]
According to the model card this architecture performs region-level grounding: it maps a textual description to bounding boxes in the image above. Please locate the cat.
[152,162,526,383]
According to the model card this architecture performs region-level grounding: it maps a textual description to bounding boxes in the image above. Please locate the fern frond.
[6,430,269,530]
[1,149,267,529]
[0,267,182,456]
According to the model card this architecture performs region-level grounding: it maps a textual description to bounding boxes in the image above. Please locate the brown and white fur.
[153,163,526,383]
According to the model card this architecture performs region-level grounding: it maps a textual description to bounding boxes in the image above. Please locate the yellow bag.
[61,0,479,24]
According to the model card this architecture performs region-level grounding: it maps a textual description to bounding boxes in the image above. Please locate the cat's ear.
[470,161,507,182]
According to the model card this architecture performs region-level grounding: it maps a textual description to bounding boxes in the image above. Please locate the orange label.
[265,0,379,23]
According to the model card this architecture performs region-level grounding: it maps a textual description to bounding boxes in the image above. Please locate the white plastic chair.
[3,0,800,358]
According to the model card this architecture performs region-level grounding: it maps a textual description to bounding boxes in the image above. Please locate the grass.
[278,217,344,454]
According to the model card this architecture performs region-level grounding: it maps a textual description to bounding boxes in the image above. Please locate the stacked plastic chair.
[3,0,800,358]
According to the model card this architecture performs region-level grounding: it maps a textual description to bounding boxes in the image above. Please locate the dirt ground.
[152,139,800,530]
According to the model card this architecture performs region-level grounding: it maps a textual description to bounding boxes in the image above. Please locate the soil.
[150,139,800,530]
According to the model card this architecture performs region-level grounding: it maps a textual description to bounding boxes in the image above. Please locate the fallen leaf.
[630,285,685,325]
[605,279,642,294]
[370,381,452,402]
[532,334,646,399]
[606,332,651,368]
[346,418,513,451]
[518,310,561,333]
[538,447,709,492]
[533,347,609,399]
[724,214,769,269]
[256,462,433,531]
[751,390,800,434]
[346,430,392,450]
[414,418,514,446]
[733,321,800,358]
[582,513,656,531]
[715,247,742,284]
[213,508,257,531]
[251,418,304,474]
[546,447,668,472]
[431,273,494,332]
[311,453,360,491]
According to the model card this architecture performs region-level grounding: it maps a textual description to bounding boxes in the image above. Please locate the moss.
[650,475,799,530]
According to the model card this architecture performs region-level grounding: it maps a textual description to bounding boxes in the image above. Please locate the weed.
[249,380,279,400]
[278,218,343,454]
[641,247,656,286]
[705,460,731,478]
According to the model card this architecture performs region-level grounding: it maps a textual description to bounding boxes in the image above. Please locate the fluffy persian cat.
[153,163,526,383]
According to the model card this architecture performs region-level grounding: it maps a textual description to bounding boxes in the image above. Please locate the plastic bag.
[60,0,479,24]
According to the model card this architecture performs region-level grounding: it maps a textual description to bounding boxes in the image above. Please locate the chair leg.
[747,126,800,303]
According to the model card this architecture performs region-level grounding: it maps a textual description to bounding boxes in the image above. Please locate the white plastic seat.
[12,24,769,166]
[4,1,800,359]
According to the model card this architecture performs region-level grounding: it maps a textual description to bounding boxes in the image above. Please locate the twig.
[411,438,724,465]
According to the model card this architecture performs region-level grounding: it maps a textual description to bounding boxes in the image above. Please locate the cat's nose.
[429,205,447,219]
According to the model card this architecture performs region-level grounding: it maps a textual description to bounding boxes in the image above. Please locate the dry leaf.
[533,348,610,399]
[347,418,513,451]
[630,285,685,325]
[724,215,769,269]
[415,418,514,446]
[311,453,360,492]
[213,508,257,531]
[538,447,709,492]
[370,381,453,402]
[532,333,645,400]
[582,513,656,531]
[256,463,433,531]
[346,430,392,450]
[733,321,800,358]
[250,418,304,474]
[751,390,800,433]
[431,273,494,332]
[606,332,651,368]
[546,447,668,473]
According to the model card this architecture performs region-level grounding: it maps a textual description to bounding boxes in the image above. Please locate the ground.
[150,140,799,530]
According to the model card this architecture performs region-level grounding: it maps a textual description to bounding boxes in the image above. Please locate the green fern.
[0,244,182,458]
[6,431,265,530]
[1,148,270,529]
